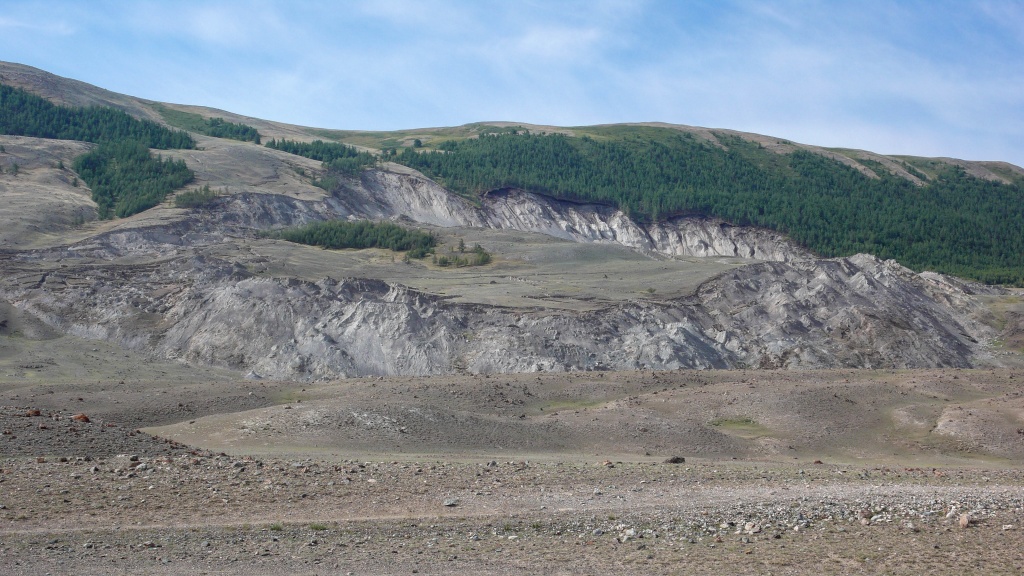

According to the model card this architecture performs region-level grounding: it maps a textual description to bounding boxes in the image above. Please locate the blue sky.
[2,0,1022,165]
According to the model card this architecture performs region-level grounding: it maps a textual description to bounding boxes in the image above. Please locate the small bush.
[434,243,491,268]
[174,184,220,209]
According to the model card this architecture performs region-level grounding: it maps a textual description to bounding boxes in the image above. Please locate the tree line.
[264,138,377,176]
[392,131,1024,285]
[0,84,194,148]
[73,140,193,218]
[435,242,492,267]
[153,104,260,143]
[174,184,222,209]
[193,117,260,143]
[0,83,196,218]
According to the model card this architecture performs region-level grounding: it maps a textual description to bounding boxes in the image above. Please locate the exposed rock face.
[2,248,997,380]
[482,188,810,261]
[208,169,812,262]
[0,166,1003,380]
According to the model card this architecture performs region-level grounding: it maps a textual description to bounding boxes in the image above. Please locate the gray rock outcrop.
[2,248,997,380]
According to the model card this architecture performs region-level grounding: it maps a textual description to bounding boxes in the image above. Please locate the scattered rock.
[663,456,685,464]
[71,413,90,423]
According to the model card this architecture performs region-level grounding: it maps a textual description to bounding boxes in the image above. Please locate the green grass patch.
[709,417,772,439]
[152,103,260,143]
[540,399,606,412]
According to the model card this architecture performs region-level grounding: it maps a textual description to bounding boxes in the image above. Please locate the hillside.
[4,62,1024,576]
[3,61,1024,284]
[0,59,1021,382]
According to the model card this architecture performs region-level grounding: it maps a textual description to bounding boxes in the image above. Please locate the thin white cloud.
[0,16,74,35]
[116,1,291,50]
[0,0,1021,164]
[511,25,604,61]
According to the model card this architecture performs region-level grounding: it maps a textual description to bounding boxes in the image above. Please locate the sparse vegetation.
[433,243,491,268]
[710,416,771,439]
[271,220,437,258]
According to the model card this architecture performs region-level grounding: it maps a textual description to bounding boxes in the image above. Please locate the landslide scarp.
[0,227,1001,380]
[0,61,1020,380]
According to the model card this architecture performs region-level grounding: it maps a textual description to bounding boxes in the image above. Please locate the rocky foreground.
[2,407,1023,575]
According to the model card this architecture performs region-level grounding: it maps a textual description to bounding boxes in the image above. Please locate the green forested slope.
[265,138,376,175]
[0,84,194,149]
[390,131,1024,284]
[73,141,193,218]
[3,76,1022,284]
[0,84,195,218]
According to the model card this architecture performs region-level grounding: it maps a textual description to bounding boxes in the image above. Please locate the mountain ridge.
[4,60,1019,180]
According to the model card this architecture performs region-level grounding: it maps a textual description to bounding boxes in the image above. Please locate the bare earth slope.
[0,133,1012,380]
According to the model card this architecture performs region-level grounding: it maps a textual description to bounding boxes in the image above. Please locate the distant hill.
[1,61,1022,284]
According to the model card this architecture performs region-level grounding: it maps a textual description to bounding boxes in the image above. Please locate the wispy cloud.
[0,16,74,35]
[0,0,1021,165]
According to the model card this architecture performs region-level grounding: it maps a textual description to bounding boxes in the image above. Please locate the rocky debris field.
[2,370,1024,574]
[0,406,210,460]
[1,449,1023,575]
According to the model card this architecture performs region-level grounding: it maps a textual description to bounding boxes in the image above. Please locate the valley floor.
[2,369,1023,574]
[1,453,1022,575]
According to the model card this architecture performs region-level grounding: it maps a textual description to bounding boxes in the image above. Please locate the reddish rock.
[72,413,91,423]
